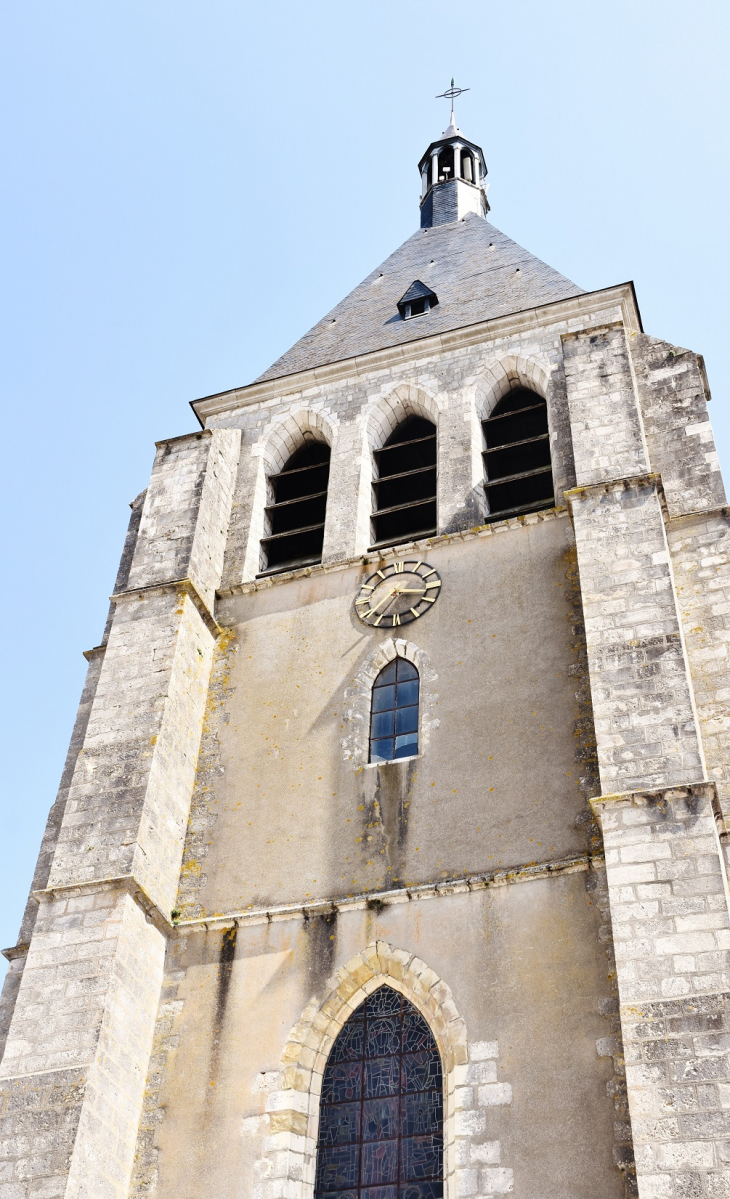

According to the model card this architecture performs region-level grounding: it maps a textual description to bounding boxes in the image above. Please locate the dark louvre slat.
[483,401,545,424]
[268,460,330,481]
[483,433,550,455]
[371,496,437,519]
[368,527,437,550]
[372,464,436,486]
[485,464,553,488]
[486,498,556,521]
[264,490,328,512]
[374,433,436,456]
[261,522,325,543]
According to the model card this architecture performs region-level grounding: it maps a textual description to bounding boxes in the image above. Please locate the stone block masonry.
[630,333,724,520]
[563,324,648,488]
[0,887,165,1198]
[668,512,730,826]
[562,313,730,1196]
[0,429,241,1198]
[594,785,730,1199]
[569,477,704,795]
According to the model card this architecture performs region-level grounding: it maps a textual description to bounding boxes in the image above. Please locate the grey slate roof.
[255,214,583,383]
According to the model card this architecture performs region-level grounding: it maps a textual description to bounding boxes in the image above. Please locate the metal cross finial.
[435,77,470,129]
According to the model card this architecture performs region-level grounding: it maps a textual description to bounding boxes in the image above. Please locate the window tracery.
[314,985,443,1199]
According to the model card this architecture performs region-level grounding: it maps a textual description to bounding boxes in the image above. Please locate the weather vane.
[436,77,470,128]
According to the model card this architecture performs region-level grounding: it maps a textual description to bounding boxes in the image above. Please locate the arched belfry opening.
[371,416,437,549]
[314,985,443,1198]
[260,439,331,573]
[482,386,554,520]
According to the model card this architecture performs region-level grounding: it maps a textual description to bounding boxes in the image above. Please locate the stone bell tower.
[2,88,730,1199]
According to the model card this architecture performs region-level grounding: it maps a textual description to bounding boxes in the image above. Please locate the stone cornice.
[5,849,606,954]
[110,576,221,637]
[665,504,730,530]
[82,644,107,662]
[174,851,606,934]
[1,942,29,962]
[591,780,714,810]
[591,781,728,839]
[31,874,173,936]
[218,505,569,600]
[191,283,641,424]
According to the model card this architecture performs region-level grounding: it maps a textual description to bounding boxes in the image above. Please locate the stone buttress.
[0,429,240,1198]
[565,324,730,1198]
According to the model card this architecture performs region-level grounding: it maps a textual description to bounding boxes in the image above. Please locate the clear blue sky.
[1,0,729,970]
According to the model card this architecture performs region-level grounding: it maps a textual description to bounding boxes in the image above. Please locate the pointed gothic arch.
[354,386,441,554]
[242,406,338,579]
[313,984,443,1196]
[473,354,552,423]
[257,941,468,1199]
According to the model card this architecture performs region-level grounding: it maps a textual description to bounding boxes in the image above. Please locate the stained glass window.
[369,659,419,764]
[314,985,443,1199]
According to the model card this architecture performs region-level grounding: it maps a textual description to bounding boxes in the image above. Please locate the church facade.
[2,110,730,1199]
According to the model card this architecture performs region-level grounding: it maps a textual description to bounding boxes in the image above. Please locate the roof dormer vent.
[397,280,439,320]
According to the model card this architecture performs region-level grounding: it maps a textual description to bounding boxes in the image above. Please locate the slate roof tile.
[255,214,583,383]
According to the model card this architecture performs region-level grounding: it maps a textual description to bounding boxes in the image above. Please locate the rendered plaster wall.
[131,872,625,1199]
[178,509,599,918]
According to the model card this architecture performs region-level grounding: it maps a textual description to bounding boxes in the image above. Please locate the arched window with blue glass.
[314,985,444,1199]
[369,658,419,763]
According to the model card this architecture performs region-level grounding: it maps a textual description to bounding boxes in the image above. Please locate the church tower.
[3,94,730,1199]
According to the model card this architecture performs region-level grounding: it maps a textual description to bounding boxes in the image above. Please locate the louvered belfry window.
[371,417,437,549]
[482,386,554,520]
[314,985,443,1199]
[261,441,330,573]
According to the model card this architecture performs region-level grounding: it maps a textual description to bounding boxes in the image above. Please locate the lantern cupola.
[419,80,489,228]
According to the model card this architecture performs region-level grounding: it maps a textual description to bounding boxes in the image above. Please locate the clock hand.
[368,584,400,614]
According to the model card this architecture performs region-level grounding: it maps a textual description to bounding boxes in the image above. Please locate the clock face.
[355,559,442,627]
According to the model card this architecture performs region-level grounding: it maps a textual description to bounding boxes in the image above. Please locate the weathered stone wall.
[593,784,730,1199]
[561,317,730,1197]
[0,887,165,1198]
[564,324,649,486]
[0,428,241,1198]
[178,512,598,918]
[569,477,704,795]
[668,512,730,822]
[214,294,631,588]
[6,265,730,1199]
[130,874,623,1199]
[630,333,724,519]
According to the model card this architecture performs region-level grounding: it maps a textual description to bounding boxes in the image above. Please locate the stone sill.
[218,505,568,599]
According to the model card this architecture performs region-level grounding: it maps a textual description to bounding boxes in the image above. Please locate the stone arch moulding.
[354,383,442,555]
[255,940,512,1199]
[473,353,553,423]
[242,405,339,581]
[341,636,439,767]
[364,382,441,453]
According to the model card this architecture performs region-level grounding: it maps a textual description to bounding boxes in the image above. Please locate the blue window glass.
[314,987,443,1199]
[369,659,419,764]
